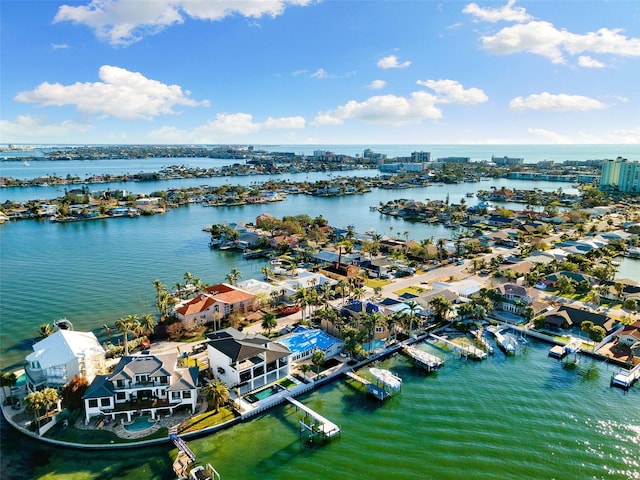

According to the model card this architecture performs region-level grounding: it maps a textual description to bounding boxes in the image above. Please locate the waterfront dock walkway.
[403,345,445,371]
[285,396,341,440]
[428,334,487,361]
[346,369,401,401]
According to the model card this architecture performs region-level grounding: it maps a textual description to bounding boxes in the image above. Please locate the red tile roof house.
[82,353,199,424]
[617,321,640,349]
[174,283,257,330]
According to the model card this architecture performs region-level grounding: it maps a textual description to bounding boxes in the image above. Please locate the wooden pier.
[170,433,221,480]
[285,396,341,441]
[428,334,487,360]
[403,345,445,371]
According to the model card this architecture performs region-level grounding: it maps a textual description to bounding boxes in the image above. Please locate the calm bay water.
[1,341,638,480]
[1,145,639,479]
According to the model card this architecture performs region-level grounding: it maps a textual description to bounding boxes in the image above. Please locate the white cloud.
[314,79,487,127]
[54,0,313,46]
[480,21,640,64]
[527,128,571,144]
[14,65,208,120]
[313,92,442,126]
[377,55,411,69]
[51,43,70,49]
[462,0,532,23]
[310,68,328,79]
[416,79,488,104]
[509,92,607,112]
[368,80,387,90]
[578,56,605,68]
[149,112,305,142]
[0,115,92,142]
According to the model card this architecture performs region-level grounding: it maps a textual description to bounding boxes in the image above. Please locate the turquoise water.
[617,257,640,283]
[1,340,638,479]
[123,416,156,432]
[1,146,639,479]
[363,339,386,351]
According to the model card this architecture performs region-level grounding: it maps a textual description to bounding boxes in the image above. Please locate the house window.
[159,376,168,385]
[116,380,125,388]
[116,392,126,400]
[88,399,98,408]
[183,391,191,399]
[100,398,110,407]
[136,375,149,384]
[171,392,181,400]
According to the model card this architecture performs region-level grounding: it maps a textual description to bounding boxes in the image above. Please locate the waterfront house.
[206,328,290,394]
[82,353,198,423]
[541,306,617,333]
[276,326,343,363]
[25,330,106,392]
[174,283,256,328]
[616,321,640,349]
[493,283,547,317]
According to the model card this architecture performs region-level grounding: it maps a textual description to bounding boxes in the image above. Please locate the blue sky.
[1,0,639,145]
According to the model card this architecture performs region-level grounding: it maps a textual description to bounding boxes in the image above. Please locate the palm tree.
[115,314,139,355]
[0,372,17,404]
[429,295,453,323]
[101,324,112,343]
[202,379,230,414]
[140,313,157,337]
[261,266,274,281]
[261,313,277,334]
[226,268,242,286]
[405,300,420,334]
[38,323,54,339]
[437,238,447,262]
[311,349,325,378]
[24,390,45,428]
[336,279,349,305]
[299,363,312,379]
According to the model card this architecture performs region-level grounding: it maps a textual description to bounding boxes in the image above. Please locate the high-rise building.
[600,157,640,193]
[411,151,431,162]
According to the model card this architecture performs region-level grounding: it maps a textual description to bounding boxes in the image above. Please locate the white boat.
[23,160,30,166]
[188,464,220,480]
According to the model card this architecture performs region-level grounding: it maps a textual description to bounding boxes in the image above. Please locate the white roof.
[26,330,105,369]
[237,278,280,295]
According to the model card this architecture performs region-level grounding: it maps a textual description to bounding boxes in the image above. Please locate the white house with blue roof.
[276,326,344,363]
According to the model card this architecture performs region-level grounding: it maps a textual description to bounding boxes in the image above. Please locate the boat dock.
[285,396,341,441]
[549,338,581,359]
[403,345,445,371]
[611,363,640,390]
[428,334,488,361]
[486,326,516,355]
[170,433,221,479]
[346,368,402,401]
[471,329,494,355]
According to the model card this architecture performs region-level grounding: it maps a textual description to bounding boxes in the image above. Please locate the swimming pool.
[363,339,386,351]
[123,416,156,432]
[245,385,282,404]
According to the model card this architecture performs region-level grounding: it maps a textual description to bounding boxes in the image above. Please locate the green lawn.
[177,406,237,434]
[365,278,391,289]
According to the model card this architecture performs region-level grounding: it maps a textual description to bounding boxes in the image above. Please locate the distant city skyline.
[1,0,639,145]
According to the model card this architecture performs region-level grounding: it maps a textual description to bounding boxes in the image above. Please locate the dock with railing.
[285,396,341,442]
[170,432,221,479]
[346,369,401,401]
[428,334,488,360]
[403,345,445,371]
